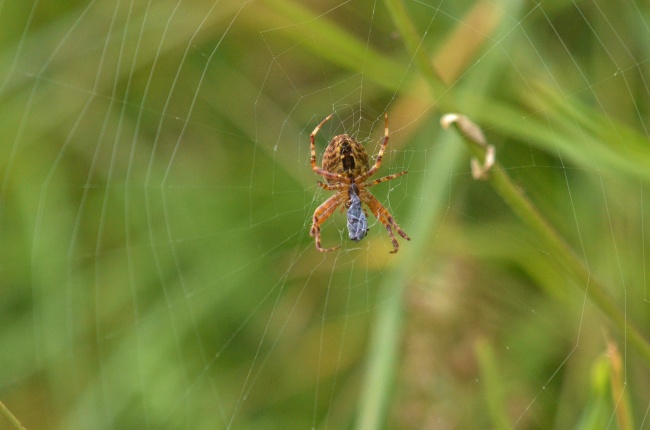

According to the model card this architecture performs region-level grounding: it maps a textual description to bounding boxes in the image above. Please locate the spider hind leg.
[310,193,343,252]
[362,191,410,253]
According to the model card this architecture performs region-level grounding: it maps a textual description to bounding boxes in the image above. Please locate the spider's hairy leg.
[361,190,410,253]
[357,112,390,183]
[310,114,346,182]
[310,193,343,252]
[310,114,333,170]
[317,181,346,191]
[361,170,408,188]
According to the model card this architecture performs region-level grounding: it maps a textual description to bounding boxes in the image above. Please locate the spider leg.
[360,189,410,253]
[310,193,343,252]
[310,114,348,182]
[360,170,408,188]
[317,181,346,191]
[356,112,390,183]
[318,182,349,212]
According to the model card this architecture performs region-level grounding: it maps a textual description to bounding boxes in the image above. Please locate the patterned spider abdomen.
[322,135,370,182]
[346,184,368,242]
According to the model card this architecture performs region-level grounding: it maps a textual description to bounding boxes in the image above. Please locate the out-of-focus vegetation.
[1,0,649,429]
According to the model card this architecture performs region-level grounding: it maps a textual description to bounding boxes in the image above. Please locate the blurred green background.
[1,0,650,429]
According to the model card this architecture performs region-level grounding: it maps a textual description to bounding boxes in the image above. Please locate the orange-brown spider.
[309,113,411,253]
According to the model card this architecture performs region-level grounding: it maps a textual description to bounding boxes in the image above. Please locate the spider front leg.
[310,193,343,252]
[360,189,410,253]
[310,114,347,182]
[357,112,390,183]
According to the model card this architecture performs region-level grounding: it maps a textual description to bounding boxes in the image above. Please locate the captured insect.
[346,184,368,242]
[308,113,410,253]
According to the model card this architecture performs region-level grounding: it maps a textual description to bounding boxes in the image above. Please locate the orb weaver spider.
[309,113,411,253]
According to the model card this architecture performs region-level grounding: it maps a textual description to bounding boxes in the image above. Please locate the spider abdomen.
[322,135,370,182]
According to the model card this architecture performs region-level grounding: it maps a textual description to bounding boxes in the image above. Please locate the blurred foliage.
[1,0,649,429]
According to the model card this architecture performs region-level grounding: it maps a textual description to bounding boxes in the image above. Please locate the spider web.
[1,0,650,429]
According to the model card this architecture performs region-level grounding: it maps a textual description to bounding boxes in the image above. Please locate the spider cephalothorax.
[308,113,410,253]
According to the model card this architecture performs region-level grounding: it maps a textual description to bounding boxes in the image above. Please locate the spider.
[309,113,410,253]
